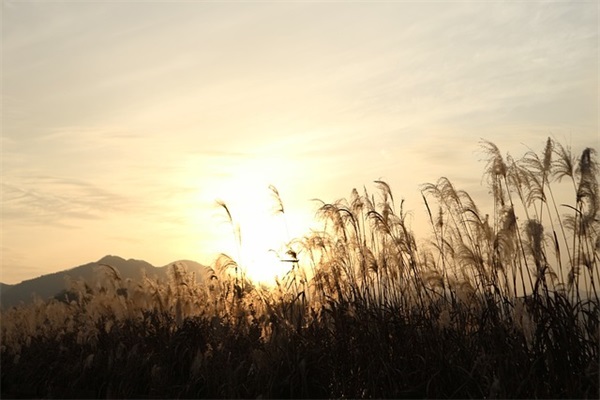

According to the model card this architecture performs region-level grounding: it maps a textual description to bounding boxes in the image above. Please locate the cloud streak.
[2,176,134,227]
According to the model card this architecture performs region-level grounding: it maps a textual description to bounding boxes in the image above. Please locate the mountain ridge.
[0,255,210,309]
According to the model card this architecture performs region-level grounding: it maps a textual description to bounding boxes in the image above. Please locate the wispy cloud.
[2,177,133,227]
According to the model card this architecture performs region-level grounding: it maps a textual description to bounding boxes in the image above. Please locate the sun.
[183,153,313,286]
[209,176,297,286]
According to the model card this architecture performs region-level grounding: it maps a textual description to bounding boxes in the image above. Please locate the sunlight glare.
[207,160,296,285]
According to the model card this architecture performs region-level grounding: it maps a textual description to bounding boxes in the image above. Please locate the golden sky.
[2,1,598,284]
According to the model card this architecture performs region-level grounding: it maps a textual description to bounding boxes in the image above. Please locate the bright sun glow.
[203,159,299,286]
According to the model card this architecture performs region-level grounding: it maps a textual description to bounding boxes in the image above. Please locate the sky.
[1,0,598,284]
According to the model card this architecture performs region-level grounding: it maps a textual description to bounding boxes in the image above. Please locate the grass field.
[1,138,598,398]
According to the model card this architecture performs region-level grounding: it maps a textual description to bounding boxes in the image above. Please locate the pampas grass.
[1,137,598,399]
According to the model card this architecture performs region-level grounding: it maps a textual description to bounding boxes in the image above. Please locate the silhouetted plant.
[1,138,597,399]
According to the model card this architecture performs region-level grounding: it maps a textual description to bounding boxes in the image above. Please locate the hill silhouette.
[0,255,210,309]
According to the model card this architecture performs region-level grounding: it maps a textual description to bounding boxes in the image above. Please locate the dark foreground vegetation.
[2,138,598,398]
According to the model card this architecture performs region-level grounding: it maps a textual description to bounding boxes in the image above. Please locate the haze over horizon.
[2,1,598,285]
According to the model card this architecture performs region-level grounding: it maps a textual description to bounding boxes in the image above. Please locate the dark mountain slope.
[0,255,210,309]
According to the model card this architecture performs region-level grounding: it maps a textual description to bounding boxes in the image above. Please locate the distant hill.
[0,283,14,294]
[0,255,211,309]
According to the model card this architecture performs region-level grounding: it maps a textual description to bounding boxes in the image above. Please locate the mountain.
[0,255,211,310]
[0,283,14,298]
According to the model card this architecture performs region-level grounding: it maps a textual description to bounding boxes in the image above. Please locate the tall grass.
[1,137,598,398]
